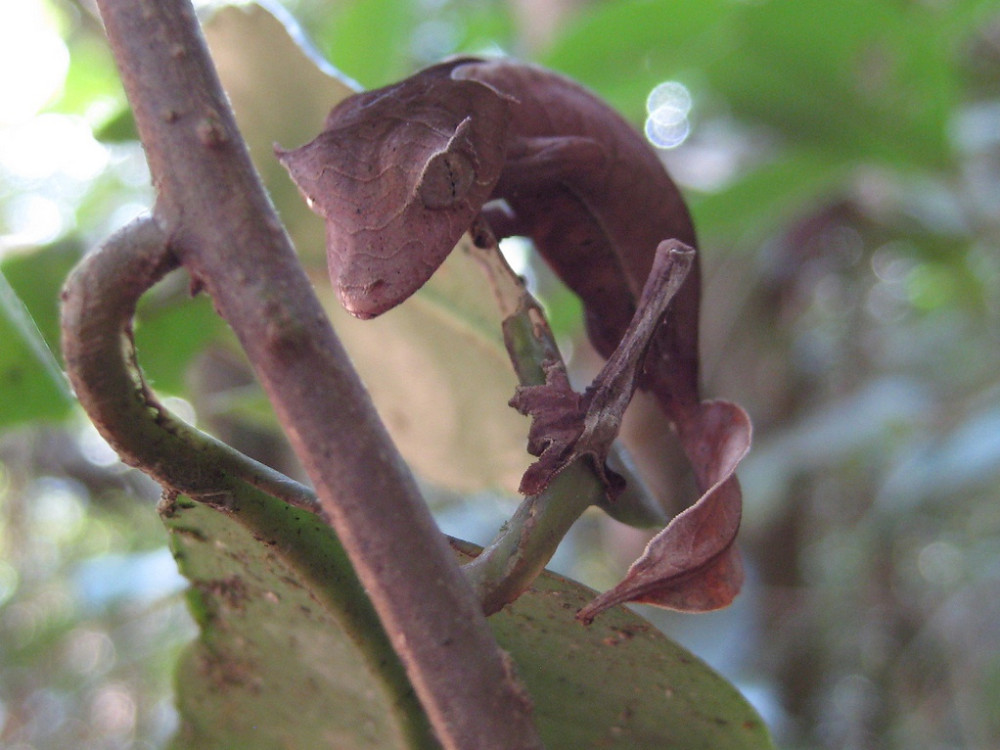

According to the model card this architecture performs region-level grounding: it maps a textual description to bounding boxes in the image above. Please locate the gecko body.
[280,57,701,419]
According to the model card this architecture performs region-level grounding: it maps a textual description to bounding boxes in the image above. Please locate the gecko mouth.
[335,252,435,320]
[336,278,390,320]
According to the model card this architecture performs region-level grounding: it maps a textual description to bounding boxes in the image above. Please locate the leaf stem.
[60,217,320,512]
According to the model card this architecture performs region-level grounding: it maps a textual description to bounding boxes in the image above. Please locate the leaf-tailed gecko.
[278,57,701,421]
[280,59,748,614]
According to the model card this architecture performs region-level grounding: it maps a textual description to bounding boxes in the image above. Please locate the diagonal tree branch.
[83,2,544,748]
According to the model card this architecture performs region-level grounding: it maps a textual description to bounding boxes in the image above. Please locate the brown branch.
[86,2,544,748]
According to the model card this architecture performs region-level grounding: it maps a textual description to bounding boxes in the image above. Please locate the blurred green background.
[2,0,999,747]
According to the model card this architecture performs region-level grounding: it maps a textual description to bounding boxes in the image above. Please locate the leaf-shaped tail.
[578,399,750,621]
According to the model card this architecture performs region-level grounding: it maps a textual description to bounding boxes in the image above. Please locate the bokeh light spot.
[644,81,693,149]
[0,0,69,124]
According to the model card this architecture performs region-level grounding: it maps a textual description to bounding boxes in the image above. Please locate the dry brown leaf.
[579,400,751,621]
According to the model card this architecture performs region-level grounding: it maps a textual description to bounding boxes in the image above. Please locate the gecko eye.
[416,149,475,209]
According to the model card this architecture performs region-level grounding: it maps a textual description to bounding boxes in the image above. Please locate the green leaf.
[0,267,73,425]
[93,105,137,143]
[133,284,227,395]
[450,2,516,57]
[1,234,223,404]
[163,492,437,750]
[166,493,773,749]
[0,242,81,425]
[1,240,80,356]
[545,0,959,170]
[541,0,733,122]
[485,558,772,748]
[319,0,417,88]
[703,0,955,168]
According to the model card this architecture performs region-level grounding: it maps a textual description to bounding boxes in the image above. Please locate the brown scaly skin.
[280,57,701,419]
[280,59,748,616]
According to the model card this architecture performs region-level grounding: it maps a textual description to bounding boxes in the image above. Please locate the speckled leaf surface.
[165,492,772,749]
[163,493,434,750]
[453,541,772,749]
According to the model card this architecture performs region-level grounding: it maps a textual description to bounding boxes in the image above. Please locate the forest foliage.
[1,0,999,748]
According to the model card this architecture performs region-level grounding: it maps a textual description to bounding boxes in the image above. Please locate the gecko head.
[278,61,511,319]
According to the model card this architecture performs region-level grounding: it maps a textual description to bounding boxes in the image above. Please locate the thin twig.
[60,217,320,512]
[462,218,668,614]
